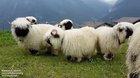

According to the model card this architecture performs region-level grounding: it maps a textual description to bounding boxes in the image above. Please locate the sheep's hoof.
[52,53,58,56]
[71,57,78,62]
[129,72,139,78]
[104,53,114,61]
[52,52,58,56]
[29,49,38,55]
[46,47,52,55]
[66,56,72,61]
[66,56,78,62]
[88,58,93,62]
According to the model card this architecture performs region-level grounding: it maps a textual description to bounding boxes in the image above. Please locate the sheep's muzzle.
[15,27,29,37]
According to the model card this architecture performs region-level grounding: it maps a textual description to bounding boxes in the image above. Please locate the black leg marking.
[73,57,78,62]
[66,56,72,61]
[105,53,114,60]
[129,73,139,78]
[131,55,137,62]
[29,49,38,55]
[46,47,52,55]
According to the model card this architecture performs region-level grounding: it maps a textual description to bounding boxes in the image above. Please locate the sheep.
[44,26,98,62]
[57,19,73,30]
[25,16,37,24]
[11,17,55,54]
[96,26,120,60]
[96,23,133,60]
[126,23,140,78]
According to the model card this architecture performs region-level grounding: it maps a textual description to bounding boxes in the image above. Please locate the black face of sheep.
[31,19,37,24]
[32,19,36,23]
[125,27,133,39]
[63,21,73,30]
[15,26,29,37]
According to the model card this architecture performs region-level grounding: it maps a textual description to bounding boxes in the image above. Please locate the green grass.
[0,31,128,78]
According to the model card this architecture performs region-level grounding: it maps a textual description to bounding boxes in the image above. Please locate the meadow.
[0,31,128,78]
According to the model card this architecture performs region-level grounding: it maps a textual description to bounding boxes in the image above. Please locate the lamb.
[96,24,133,60]
[126,23,140,78]
[44,26,98,62]
[11,17,55,54]
[57,19,73,30]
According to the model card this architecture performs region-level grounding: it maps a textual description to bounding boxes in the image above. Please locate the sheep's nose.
[15,27,29,37]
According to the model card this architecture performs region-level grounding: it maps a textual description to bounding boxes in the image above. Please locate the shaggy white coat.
[95,26,120,60]
[126,23,140,78]
[44,26,97,62]
[11,17,55,53]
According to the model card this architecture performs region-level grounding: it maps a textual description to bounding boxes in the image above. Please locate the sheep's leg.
[87,55,92,62]
[128,72,139,78]
[52,50,59,56]
[29,49,38,54]
[46,47,52,55]
[66,55,72,61]
[77,57,82,62]
[67,56,76,62]
[103,52,114,61]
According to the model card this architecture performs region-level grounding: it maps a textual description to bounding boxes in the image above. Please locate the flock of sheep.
[11,16,140,78]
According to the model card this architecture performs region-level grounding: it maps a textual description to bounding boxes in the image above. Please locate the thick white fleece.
[11,17,55,53]
[95,26,120,55]
[126,23,140,77]
[44,26,97,62]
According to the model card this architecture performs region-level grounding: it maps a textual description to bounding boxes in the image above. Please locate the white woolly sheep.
[126,23,140,78]
[25,16,37,24]
[11,17,55,54]
[44,26,98,62]
[96,26,119,60]
[96,24,133,60]
[57,19,73,30]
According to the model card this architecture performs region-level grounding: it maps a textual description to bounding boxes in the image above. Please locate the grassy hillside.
[0,31,128,78]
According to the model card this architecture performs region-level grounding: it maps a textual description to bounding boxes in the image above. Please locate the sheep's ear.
[26,18,30,22]
[51,29,60,38]
[126,27,133,38]
[26,18,36,24]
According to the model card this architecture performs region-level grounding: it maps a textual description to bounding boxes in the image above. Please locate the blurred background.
[0,0,140,30]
